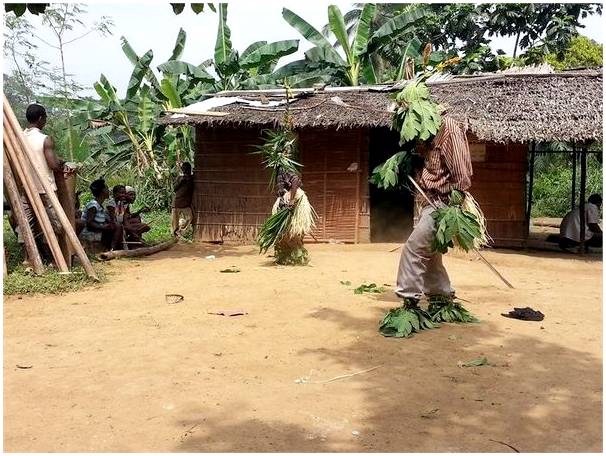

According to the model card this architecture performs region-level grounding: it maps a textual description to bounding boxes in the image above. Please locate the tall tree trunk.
[512,30,521,60]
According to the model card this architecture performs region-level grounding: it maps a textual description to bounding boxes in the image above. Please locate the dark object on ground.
[98,239,177,261]
[501,307,544,321]
[208,310,248,317]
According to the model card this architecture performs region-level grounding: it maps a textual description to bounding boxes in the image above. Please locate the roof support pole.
[578,147,587,254]
[526,141,536,223]
[570,143,577,211]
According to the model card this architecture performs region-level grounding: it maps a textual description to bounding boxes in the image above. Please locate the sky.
[4,1,605,97]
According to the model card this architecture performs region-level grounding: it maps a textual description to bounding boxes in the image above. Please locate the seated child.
[79,178,123,250]
[106,184,129,224]
[123,186,151,244]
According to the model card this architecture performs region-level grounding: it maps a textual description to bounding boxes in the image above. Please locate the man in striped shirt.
[395,116,473,307]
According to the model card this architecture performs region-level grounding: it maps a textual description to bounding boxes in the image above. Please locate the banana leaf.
[169,28,187,61]
[214,3,233,66]
[239,40,300,69]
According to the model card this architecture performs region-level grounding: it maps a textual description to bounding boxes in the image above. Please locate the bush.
[532,154,603,217]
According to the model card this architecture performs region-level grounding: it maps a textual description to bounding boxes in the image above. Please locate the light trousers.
[395,205,455,300]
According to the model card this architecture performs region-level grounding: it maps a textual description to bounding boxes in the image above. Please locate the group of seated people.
[77,178,151,251]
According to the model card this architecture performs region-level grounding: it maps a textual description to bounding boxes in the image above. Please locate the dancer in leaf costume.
[395,116,476,320]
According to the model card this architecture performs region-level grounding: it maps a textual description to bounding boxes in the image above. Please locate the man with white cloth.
[559,194,602,251]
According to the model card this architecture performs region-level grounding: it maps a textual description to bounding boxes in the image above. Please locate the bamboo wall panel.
[299,128,368,242]
[194,127,273,242]
[193,127,369,243]
[469,141,528,248]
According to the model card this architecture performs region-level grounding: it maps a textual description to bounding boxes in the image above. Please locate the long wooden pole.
[3,151,44,274]
[55,172,76,268]
[98,239,177,261]
[407,176,514,289]
[578,148,587,255]
[3,117,68,271]
[4,96,98,280]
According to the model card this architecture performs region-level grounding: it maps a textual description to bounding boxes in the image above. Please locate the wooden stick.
[3,151,44,274]
[407,176,514,289]
[55,172,76,268]
[3,97,98,280]
[3,117,68,271]
[98,239,177,261]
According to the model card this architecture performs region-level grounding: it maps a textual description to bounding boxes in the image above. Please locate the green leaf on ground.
[354,283,385,294]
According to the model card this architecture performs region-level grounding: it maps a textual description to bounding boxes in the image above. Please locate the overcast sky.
[6,2,605,97]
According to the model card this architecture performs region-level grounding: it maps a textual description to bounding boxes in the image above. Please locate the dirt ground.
[3,243,603,452]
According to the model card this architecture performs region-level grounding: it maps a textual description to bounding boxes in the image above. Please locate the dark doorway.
[368,127,414,242]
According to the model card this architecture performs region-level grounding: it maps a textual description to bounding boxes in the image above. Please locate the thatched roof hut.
[159,70,603,248]
[160,70,603,144]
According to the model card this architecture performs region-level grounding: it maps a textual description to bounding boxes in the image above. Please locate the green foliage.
[392,80,442,144]
[379,305,437,338]
[354,283,385,294]
[170,3,215,15]
[257,208,291,254]
[428,296,479,323]
[5,3,49,16]
[431,192,483,254]
[142,211,182,245]
[531,153,603,218]
[284,4,430,86]
[254,129,301,191]
[3,217,106,295]
[370,151,413,189]
[275,245,309,265]
[545,35,603,70]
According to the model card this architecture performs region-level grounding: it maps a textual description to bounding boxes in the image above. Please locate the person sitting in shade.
[559,193,602,251]
[106,184,129,225]
[123,186,151,244]
[80,179,123,251]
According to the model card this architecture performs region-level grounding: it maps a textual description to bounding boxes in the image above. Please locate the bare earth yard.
[3,243,603,452]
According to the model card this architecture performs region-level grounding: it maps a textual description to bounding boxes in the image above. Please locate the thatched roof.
[159,70,603,144]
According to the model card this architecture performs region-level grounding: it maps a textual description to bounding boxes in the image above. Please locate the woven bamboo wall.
[468,140,529,247]
[299,128,369,243]
[193,127,272,242]
[193,127,369,243]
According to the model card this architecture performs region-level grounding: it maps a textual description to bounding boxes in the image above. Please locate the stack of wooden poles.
[3,94,98,280]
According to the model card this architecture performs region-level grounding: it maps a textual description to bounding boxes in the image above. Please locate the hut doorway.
[368,128,414,242]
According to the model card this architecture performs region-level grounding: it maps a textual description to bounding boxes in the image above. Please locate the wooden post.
[3,118,68,271]
[3,96,98,280]
[570,143,577,211]
[3,152,44,274]
[578,148,587,254]
[55,172,76,268]
[526,142,536,222]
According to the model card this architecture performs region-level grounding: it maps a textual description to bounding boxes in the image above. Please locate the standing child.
[171,162,194,237]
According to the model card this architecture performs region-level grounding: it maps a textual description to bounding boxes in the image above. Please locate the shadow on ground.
[173,304,602,452]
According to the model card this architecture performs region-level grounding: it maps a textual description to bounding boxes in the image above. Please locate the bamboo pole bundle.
[98,239,177,261]
[2,152,44,274]
[3,96,99,280]
[3,117,68,272]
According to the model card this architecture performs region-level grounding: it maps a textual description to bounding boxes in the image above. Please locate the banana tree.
[162,4,304,91]
[282,4,430,85]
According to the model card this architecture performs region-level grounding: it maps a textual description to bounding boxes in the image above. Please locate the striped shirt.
[418,116,473,200]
